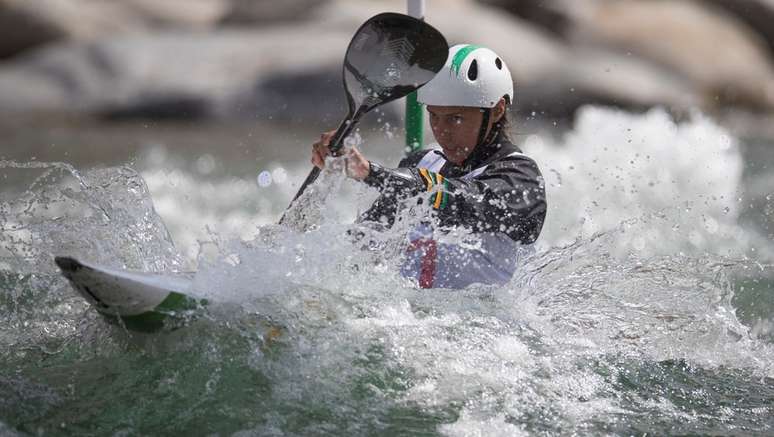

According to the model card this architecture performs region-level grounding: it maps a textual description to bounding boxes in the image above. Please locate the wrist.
[363,161,386,188]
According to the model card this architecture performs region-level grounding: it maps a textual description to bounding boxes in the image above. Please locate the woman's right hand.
[311,130,336,169]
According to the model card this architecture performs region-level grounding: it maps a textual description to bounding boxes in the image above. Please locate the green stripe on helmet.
[451,45,481,77]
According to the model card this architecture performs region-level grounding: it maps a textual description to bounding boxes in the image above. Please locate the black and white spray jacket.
[357,131,547,288]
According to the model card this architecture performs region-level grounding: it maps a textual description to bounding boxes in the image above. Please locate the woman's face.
[427,105,484,165]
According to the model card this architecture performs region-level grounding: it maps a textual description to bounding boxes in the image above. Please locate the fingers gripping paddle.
[279,13,448,224]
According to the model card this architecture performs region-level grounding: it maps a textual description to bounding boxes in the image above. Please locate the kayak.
[54,256,206,332]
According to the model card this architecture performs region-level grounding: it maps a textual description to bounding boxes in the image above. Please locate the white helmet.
[418,44,514,108]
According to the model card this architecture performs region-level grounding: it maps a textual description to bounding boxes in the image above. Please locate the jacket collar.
[458,130,508,171]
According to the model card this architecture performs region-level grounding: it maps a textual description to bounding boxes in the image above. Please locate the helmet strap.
[476,108,492,147]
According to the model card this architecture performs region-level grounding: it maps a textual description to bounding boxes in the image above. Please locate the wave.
[1,106,773,435]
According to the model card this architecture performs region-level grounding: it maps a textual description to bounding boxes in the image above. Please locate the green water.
[2,110,774,435]
[2,314,454,436]
[3,316,773,435]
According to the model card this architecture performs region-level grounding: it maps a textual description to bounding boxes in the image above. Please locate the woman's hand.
[311,130,336,170]
[310,130,370,181]
[342,147,370,181]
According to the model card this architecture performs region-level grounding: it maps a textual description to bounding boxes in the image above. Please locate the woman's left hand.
[343,147,370,181]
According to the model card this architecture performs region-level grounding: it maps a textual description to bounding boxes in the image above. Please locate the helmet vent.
[495,57,503,70]
[467,60,478,81]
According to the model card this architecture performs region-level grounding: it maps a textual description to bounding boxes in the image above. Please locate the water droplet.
[195,154,216,175]
[272,168,288,184]
[704,217,719,234]
[257,170,272,187]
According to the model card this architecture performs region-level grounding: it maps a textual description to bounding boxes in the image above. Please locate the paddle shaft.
[277,109,360,226]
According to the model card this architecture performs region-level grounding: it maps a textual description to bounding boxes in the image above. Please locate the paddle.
[279,12,448,225]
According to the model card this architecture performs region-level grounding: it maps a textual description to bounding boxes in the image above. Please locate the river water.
[1,106,773,435]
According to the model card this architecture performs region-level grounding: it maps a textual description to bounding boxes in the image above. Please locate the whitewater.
[1,106,773,435]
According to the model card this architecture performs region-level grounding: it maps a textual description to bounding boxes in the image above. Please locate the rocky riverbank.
[1,0,773,142]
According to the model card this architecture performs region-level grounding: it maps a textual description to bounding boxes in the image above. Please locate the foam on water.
[530,107,747,257]
[138,107,761,262]
[2,106,773,435]
[141,134,378,259]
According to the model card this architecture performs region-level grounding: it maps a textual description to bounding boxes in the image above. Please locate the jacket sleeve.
[355,152,426,228]
[359,155,546,244]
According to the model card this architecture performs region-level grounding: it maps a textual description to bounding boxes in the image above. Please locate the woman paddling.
[311,44,547,289]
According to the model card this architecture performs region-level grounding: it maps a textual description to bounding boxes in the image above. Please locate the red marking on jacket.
[408,238,437,288]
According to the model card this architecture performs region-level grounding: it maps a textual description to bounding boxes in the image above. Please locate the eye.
[495,57,502,70]
[452,115,464,125]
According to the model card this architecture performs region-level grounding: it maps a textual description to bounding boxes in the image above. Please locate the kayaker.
[311,44,546,289]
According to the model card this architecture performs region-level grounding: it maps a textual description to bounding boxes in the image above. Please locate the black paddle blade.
[343,12,448,114]
[279,13,448,225]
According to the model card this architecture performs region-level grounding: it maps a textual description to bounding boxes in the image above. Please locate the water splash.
[528,107,747,258]
[0,160,183,272]
[2,108,774,435]
[0,160,184,369]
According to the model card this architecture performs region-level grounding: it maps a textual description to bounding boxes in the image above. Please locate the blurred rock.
[482,0,774,69]
[706,0,774,57]
[518,49,699,118]
[313,0,691,115]
[445,1,701,115]
[0,28,353,123]
[560,0,774,111]
[475,0,571,38]
[0,0,65,59]
[220,0,329,26]
[0,0,769,124]
[0,0,229,59]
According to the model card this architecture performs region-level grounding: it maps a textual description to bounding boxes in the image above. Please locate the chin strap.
[475,108,491,147]
[476,108,501,147]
